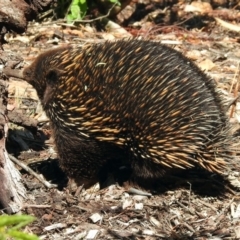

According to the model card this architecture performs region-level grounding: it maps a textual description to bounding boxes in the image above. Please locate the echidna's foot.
[99,164,132,189]
[70,176,99,190]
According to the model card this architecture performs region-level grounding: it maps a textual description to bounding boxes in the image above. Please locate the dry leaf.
[198,59,215,71]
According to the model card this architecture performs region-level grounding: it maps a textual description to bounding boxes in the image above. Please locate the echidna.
[22,40,235,188]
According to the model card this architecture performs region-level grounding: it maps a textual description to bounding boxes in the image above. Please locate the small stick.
[9,155,57,189]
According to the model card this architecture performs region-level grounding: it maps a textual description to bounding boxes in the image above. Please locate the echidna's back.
[49,40,231,178]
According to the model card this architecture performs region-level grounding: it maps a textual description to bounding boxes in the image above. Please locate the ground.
[1,0,240,239]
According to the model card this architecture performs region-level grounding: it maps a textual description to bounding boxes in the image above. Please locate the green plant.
[65,0,121,22]
[0,214,39,240]
[66,0,88,22]
[109,0,121,4]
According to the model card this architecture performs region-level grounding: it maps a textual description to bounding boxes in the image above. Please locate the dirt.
[1,1,240,239]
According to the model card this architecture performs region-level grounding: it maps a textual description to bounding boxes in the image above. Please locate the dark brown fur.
[23,40,234,189]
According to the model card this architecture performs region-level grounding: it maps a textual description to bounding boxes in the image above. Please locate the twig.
[175,200,195,215]
[22,204,52,208]
[9,155,57,189]
[197,199,218,212]
[215,197,235,226]
[127,187,152,196]
[215,17,240,32]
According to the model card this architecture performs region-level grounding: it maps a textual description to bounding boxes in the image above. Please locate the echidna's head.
[23,46,72,107]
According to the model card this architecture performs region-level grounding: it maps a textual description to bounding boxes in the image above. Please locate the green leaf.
[109,0,121,5]
[0,215,35,229]
[66,0,88,22]
[8,230,39,240]
[70,5,81,19]
[0,215,39,240]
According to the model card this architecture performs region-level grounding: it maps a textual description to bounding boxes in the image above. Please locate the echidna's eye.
[46,69,58,86]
